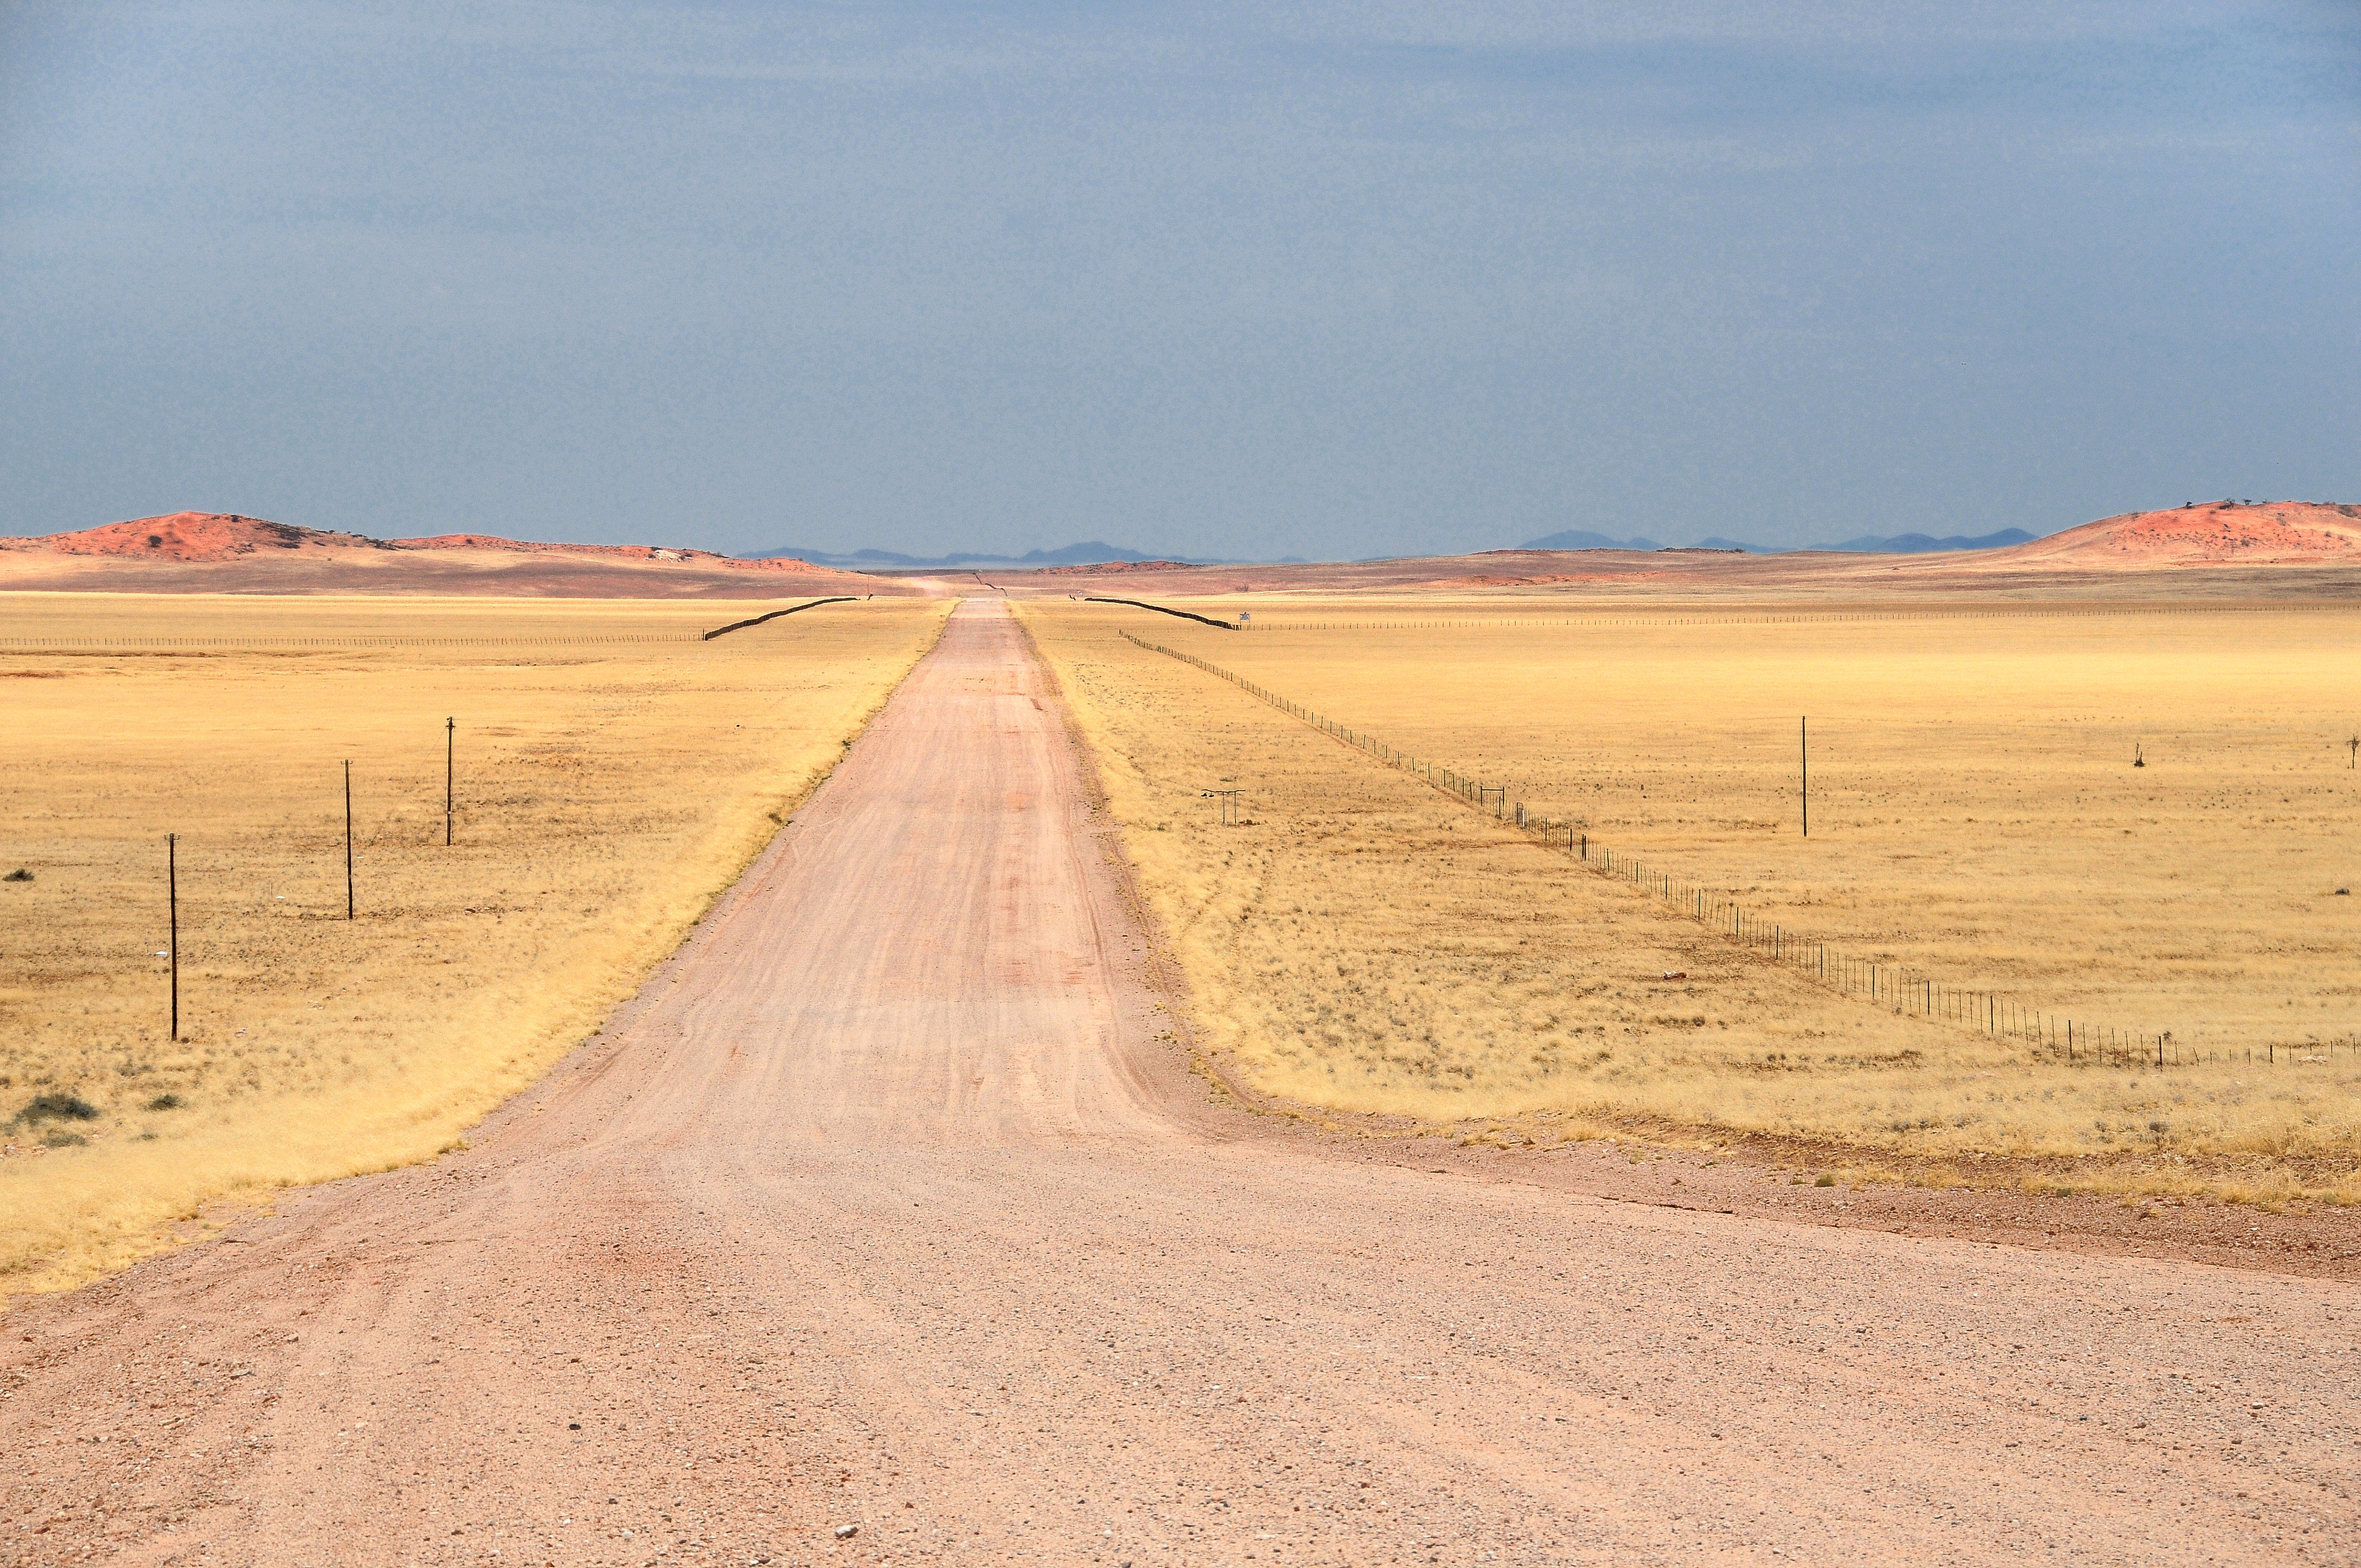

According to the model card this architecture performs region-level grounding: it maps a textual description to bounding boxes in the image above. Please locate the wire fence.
[1117,629,2344,1073]
[1237,601,2361,633]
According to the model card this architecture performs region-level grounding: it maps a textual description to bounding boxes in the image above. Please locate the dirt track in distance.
[4,600,2355,1566]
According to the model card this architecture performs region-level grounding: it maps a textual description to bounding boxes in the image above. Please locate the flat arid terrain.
[2,521,2358,1565]
[4,600,2357,1567]
[1021,597,2361,1204]
[0,593,949,1289]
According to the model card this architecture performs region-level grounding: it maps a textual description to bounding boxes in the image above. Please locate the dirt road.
[5,601,2356,1566]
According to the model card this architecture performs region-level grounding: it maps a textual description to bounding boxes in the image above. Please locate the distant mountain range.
[1517,527,2041,555]
[748,540,1259,570]
[749,527,2041,572]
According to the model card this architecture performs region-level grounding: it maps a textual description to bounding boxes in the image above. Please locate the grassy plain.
[1023,597,2361,1200]
[0,593,948,1292]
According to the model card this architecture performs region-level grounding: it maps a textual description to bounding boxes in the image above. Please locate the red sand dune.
[2,513,846,572]
[2006,501,2361,566]
[17,511,382,563]
[0,513,914,598]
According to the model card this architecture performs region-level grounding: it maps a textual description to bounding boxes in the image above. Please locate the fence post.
[167,834,179,1041]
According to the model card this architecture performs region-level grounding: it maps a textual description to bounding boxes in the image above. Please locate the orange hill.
[4,513,836,569]
[2006,502,2361,568]
[0,513,917,598]
[19,511,382,563]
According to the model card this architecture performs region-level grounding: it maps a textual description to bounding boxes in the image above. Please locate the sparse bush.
[145,1093,184,1112]
[3,868,30,883]
[42,1131,88,1148]
[1814,1172,1837,1186]
[21,1092,98,1124]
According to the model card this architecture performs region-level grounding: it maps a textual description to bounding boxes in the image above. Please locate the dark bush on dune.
[20,1092,99,1124]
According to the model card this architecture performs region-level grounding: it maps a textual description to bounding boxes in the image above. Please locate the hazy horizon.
[5,3,2355,558]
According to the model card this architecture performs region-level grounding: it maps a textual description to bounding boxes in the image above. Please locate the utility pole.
[167,834,179,1041]
[344,760,355,920]
[446,717,456,846]
[1801,716,1809,838]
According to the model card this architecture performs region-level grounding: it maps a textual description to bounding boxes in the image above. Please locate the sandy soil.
[4,601,2357,1566]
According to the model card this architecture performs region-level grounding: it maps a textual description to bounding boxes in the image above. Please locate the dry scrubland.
[1022,598,2361,1200]
[0,594,947,1291]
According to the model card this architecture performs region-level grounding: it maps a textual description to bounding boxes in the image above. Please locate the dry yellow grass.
[1022,597,2361,1199]
[0,592,948,1293]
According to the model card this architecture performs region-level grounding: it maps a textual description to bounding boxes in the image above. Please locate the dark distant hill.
[1820,528,2037,553]
[1517,529,1663,551]
[1519,526,2040,555]
[748,541,1211,569]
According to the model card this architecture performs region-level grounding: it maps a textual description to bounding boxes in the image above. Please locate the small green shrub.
[42,1130,88,1148]
[2,868,30,883]
[145,1093,184,1112]
[22,1092,99,1123]
[1813,1172,1838,1187]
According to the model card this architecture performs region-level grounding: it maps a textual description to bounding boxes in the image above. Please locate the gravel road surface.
[5,600,2355,1566]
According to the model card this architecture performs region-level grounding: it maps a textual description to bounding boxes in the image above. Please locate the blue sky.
[3,2,2355,558]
